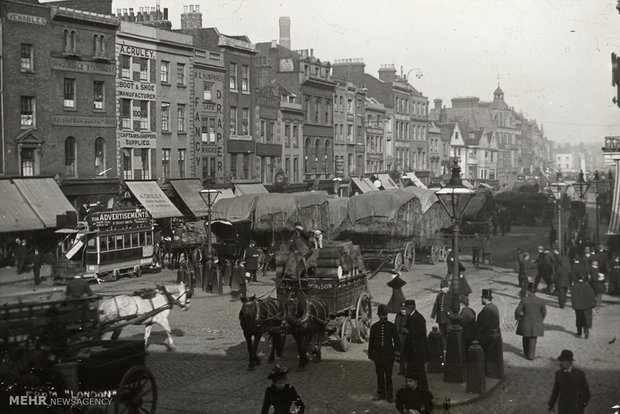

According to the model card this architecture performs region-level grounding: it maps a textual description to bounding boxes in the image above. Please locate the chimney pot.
[196,5,200,11]
[164,8,168,20]
[184,5,188,13]
[123,8,128,16]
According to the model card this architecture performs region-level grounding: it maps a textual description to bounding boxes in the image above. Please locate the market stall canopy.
[234,183,268,195]
[402,172,427,189]
[254,193,297,221]
[608,163,620,235]
[292,191,328,208]
[348,190,417,222]
[400,186,439,214]
[377,174,398,189]
[125,181,183,219]
[169,179,209,217]
[13,178,76,228]
[212,194,258,223]
[0,180,46,232]
[461,179,475,189]
[351,177,377,193]
[217,188,236,200]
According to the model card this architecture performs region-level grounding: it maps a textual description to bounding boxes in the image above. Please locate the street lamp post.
[200,189,221,293]
[549,182,567,254]
[435,159,475,383]
[593,171,601,246]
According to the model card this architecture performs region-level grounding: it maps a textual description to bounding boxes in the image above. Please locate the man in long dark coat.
[243,240,259,282]
[515,282,546,360]
[570,256,589,285]
[458,295,476,358]
[475,289,500,366]
[555,252,572,308]
[547,349,590,414]
[430,279,451,350]
[571,274,595,339]
[608,253,620,294]
[368,304,399,402]
[403,299,429,391]
[534,246,554,293]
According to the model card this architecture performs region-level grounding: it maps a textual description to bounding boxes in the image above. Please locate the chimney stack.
[279,16,291,49]
[434,98,442,110]
[378,64,397,83]
[181,4,203,29]
[271,39,278,49]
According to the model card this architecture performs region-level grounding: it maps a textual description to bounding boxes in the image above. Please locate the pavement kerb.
[449,375,505,407]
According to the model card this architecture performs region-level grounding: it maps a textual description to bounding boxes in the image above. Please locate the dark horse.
[284,293,329,370]
[239,295,286,371]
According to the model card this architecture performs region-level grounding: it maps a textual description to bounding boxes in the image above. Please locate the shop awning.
[0,180,46,232]
[125,181,183,219]
[403,172,428,189]
[13,178,76,228]
[362,178,380,191]
[235,183,268,195]
[351,177,374,194]
[170,179,209,217]
[377,174,398,189]
[462,179,475,189]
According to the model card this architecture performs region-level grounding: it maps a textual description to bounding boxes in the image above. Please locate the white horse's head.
[158,282,190,311]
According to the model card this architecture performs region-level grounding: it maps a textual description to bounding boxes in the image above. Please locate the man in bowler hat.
[368,304,399,402]
[403,299,429,391]
[571,274,595,339]
[515,282,546,360]
[475,289,500,364]
[547,350,590,414]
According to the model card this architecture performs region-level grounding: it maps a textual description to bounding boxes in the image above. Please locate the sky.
[107,0,620,146]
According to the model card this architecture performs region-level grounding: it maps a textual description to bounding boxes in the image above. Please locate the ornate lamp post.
[573,170,590,201]
[200,189,221,293]
[435,159,475,383]
[549,181,567,254]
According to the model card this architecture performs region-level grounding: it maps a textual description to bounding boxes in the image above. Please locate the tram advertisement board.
[87,210,151,230]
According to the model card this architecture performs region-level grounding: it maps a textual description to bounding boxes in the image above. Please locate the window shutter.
[150,101,156,131]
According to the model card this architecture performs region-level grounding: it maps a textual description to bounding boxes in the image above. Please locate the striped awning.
[607,161,620,234]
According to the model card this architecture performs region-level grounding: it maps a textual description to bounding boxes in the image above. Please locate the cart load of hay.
[462,188,495,222]
[326,197,349,239]
[253,191,329,234]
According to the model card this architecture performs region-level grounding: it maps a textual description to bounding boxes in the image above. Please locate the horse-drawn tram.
[0,295,159,413]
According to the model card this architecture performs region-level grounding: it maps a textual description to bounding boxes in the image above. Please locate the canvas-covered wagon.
[211,194,259,262]
[336,188,452,270]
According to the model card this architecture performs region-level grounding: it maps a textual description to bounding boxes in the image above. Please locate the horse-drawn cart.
[0,296,158,414]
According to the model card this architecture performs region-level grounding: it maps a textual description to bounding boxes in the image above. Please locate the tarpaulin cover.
[13,178,77,227]
[399,187,438,214]
[463,188,495,221]
[292,191,328,208]
[212,194,258,222]
[327,197,349,237]
[348,190,417,222]
[235,183,268,195]
[254,193,297,221]
[377,174,398,189]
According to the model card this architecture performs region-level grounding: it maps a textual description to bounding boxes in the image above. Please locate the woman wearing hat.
[243,240,260,282]
[547,350,590,414]
[386,271,407,314]
[261,365,305,414]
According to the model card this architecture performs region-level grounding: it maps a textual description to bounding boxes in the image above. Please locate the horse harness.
[288,295,329,327]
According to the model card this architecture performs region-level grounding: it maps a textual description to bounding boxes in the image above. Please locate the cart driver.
[292,222,312,259]
[66,274,94,298]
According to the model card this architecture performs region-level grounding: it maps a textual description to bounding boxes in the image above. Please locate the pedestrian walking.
[570,256,589,285]
[547,350,590,414]
[386,271,407,314]
[65,274,94,298]
[474,289,501,367]
[534,246,554,293]
[430,279,451,350]
[403,299,429,391]
[394,302,409,375]
[394,374,434,414]
[15,239,28,274]
[514,282,546,360]
[368,304,400,402]
[261,365,305,414]
[571,274,595,339]
[243,240,259,282]
[555,252,572,309]
[30,247,44,290]
[458,295,476,358]
[471,244,481,267]
[516,248,528,292]
[230,259,248,300]
[588,260,606,307]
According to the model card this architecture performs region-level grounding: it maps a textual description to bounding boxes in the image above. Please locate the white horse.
[98,282,190,349]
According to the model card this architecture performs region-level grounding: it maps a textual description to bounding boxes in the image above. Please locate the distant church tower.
[181,4,202,30]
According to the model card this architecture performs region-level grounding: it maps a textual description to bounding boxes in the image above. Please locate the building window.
[162,148,170,178]
[241,108,249,135]
[203,82,212,100]
[293,158,299,181]
[241,65,249,92]
[64,29,77,54]
[285,124,291,147]
[293,125,299,147]
[230,106,237,135]
[230,154,237,178]
[161,61,169,83]
[325,101,330,125]
[139,101,149,130]
[93,81,104,110]
[229,63,237,90]
[122,149,132,179]
[140,149,150,179]
[260,120,266,142]
[64,78,75,108]
[120,55,130,79]
[270,121,276,143]
[121,99,131,129]
[176,63,185,85]
[315,99,320,123]
[138,58,149,82]
[65,137,76,177]
[177,104,185,132]
[161,103,170,131]
[20,44,33,71]
[178,149,186,178]
[21,148,35,176]
[95,137,105,174]
[243,153,250,179]
[20,96,34,127]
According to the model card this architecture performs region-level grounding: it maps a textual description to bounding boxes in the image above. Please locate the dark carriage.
[0,297,157,414]
[275,241,372,353]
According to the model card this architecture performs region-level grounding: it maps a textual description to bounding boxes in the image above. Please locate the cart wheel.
[115,366,157,414]
[353,292,372,343]
[338,317,353,352]
[393,253,403,270]
[403,242,415,271]
[430,245,439,265]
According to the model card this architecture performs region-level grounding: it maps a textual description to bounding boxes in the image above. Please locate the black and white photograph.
[1,0,620,412]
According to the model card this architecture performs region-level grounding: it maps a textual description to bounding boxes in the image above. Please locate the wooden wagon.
[0,297,157,414]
